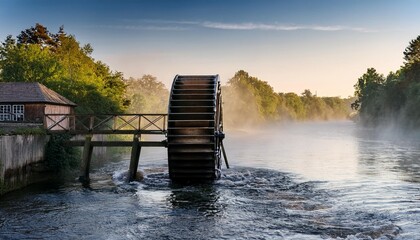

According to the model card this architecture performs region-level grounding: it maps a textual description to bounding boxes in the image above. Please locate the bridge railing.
[44,114,167,134]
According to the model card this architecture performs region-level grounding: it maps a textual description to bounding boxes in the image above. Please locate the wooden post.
[89,116,94,131]
[43,115,48,130]
[128,134,141,182]
[221,141,229,169]
[79,135,93,183]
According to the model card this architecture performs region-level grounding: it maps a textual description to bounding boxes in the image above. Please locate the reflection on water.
[225,121,361,181]
[225,121,420,183]
[168,185,222,217]
[1,121,420,239]
[355,126,420,183]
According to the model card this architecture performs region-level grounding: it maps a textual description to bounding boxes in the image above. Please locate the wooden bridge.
[44,113,168,182]
[43,75,228,184]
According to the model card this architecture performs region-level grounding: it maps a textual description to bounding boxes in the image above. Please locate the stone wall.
[0,135,50,195]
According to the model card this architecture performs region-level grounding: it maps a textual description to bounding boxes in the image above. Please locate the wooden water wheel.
[167,75,228,182]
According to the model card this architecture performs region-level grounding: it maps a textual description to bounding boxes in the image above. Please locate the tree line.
[223,70,354,127]
[126,70,354,127]
[0,23,353,125]
[352,35,420,128]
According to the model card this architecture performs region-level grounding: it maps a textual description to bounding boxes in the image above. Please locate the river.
[1,121,420,239]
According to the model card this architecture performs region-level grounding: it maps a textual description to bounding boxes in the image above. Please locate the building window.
[0,105,11,121]
[0,104,24,121]
[12,105,24,121]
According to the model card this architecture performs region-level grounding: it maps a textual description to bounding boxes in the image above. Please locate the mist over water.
[1,121,420,239]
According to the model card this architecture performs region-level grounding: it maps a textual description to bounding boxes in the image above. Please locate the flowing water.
[1,121,420,239]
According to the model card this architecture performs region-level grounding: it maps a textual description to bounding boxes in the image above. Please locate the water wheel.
[167,75,227,182]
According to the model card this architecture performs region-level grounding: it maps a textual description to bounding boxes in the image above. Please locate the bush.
[13,127,46,135]
[45,134,79,172]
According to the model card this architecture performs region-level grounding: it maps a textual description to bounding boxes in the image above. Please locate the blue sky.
[1,0,420,97]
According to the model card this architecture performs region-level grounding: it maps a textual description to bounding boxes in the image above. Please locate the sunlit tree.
[0,23,129,114]
[17,23,57,49]
[125,75,169,113]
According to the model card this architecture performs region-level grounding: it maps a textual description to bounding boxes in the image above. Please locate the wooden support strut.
[128,134,141,182]
[221,141,229,169]
[79,135,93,183]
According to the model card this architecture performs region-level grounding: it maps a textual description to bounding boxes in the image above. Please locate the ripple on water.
[0,166,404,240]
[123,167,401,240]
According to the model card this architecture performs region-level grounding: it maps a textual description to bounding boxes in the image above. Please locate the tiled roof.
[0,82,76,106]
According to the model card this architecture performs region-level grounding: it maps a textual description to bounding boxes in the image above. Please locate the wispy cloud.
[124,19,199,25]
[96,24,188,31]
[201,21,373,32]
[95,20,374,33]
[202,22,304,31]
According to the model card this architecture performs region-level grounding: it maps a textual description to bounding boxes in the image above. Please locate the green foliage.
[0,43,62,83]
[282,92,305,120]
[324,96,353,119]
[0,181,4,195]
[224,70,352,127]
[0,23,129,114]
[12,127,46,135]
[228,70,279,119]
[0,179,7,196]
[353,35,420,128]
[223,71,262,126]
[351,68,386,125]
[17,23,58,48]
[45,134,79,172]
[125,75,169,113]
[0,126,46,135]
[404,35,420,64]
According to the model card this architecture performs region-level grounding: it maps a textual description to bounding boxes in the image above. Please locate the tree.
[0,43,62,83]
[17,23,57,49]
[323,97,351,120]
[352,68,384,112]
[125,75,169,113]
[382,71,406,113]
[404,82,420,127]
[351,36,420,128]
[223,71,262,126]
[404,35,420,64]
[278,93,303,120]
[300,89,329,120]
[0,35,16,57]
[223,70,352,125]
[0,23,128,114]
[227,70,278,120]
[401,35,420,92]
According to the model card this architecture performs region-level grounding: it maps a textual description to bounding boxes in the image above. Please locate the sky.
[1,0,420,97]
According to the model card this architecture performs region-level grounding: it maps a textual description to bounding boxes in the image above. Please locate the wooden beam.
[46,130,166,135]
[65,140,167,147]
[221,141,229,169]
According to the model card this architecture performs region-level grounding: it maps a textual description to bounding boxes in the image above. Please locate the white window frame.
[0,105,11,121]
[12,105,24,121]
